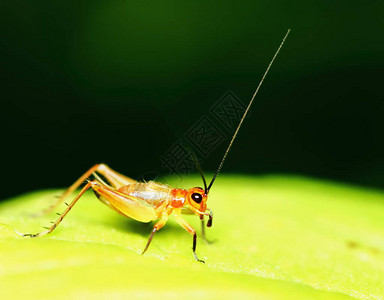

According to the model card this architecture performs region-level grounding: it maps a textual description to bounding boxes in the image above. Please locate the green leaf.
[1,175,383,299]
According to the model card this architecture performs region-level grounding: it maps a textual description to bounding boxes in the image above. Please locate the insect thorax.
[169,189,188,208]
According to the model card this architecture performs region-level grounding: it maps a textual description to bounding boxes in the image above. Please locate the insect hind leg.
[22,181,98,238]
[33,164,136,217]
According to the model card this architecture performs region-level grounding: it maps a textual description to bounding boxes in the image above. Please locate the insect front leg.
[200,219,211,245]
[174,209,204,263]
[142,212,169,255]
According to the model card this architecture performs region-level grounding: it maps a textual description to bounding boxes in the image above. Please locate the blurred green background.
[1,1,383,200]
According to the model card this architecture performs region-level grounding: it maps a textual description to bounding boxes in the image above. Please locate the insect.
[21,30,290,262]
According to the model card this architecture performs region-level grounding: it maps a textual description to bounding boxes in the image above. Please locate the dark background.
[1,1,384,200]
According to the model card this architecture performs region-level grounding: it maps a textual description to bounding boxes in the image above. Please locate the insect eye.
[191,193,203,204]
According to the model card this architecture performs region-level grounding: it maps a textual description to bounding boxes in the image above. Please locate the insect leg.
[94,164,137,187]
[91,184,157,222]
[200,219,209,244]
[22,181,97,237]
[142,213,168,255]
[37,164,136,216]
[174,210,204,263]
[199,209,213,244]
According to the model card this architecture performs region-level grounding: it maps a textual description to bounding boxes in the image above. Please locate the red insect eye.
[191,193,203,204]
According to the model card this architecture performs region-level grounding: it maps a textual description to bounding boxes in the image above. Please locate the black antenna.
[190,151,208,194]
[207,29,291,192]
[196,161,208,195]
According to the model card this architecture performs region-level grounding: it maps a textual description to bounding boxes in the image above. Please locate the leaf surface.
[1,175,383,299]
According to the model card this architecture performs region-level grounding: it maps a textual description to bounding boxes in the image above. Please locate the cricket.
[21,30,290,262]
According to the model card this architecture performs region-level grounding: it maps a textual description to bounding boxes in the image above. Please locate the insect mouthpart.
[207,209,213,227]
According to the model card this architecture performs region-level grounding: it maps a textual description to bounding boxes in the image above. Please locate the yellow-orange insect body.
[24,163,212,262]
[21,30,290,262]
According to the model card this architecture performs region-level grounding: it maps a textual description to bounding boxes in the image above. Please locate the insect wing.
[93,185,157,222]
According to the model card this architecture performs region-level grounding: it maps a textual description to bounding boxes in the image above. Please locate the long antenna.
[190,150,208,193]
[207,29,291,192]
